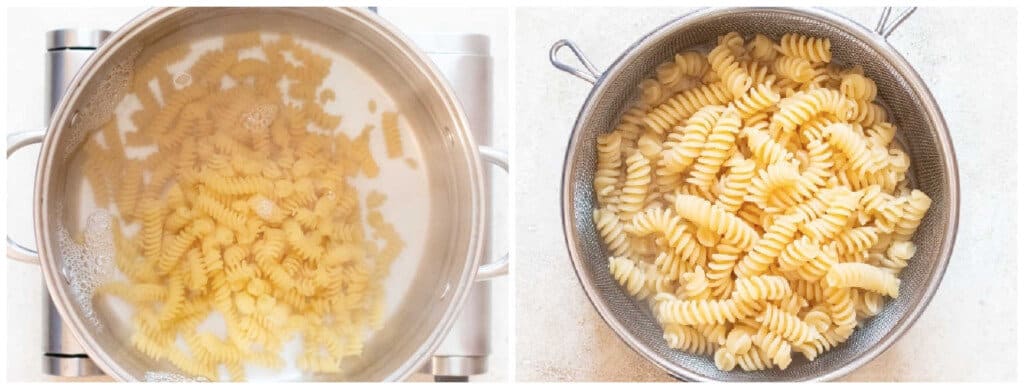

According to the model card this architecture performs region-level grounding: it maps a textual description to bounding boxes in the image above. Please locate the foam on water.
[58,210,116,328]
[62,51,138,163]
[144,372,210,382]
[253,197,275,220]
[242,102,279,131]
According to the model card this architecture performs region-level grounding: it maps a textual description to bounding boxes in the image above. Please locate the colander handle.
[549,39,600,85]
[476,146,509,281]
[874,7,917,39]
[6,130,44,265]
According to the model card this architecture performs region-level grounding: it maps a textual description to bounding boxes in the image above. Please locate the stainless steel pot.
[7,7,507,382]
[551,7,958,381]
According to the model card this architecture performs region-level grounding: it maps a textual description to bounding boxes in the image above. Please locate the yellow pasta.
[81,31,406,381]
[778,33,831,64]
[381,111,403,158]
[594,31,932,372]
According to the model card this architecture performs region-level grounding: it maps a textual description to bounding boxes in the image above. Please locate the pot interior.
[565,8,955,381]
[40,7,481,382]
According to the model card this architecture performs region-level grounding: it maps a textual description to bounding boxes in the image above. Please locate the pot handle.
[7,131,45,265]
[475,146,508,281]
[549,39,601,85]
[874,7,917,39]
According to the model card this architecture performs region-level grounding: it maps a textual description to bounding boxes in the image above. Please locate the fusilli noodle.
[591,31,932,372]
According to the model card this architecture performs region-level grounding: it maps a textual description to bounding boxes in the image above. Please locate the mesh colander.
[550,7,959,381]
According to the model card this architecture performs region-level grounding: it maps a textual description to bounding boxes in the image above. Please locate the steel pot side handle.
[475,146,508,281]
[7,131,45,265]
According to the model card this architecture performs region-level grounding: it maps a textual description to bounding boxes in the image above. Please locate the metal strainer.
[550,7,959,381]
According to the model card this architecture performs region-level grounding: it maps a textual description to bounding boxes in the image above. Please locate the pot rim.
[559,6,959,382]
[34,6,487,382]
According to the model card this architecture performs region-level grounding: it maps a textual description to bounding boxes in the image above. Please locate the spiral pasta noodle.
[735,83,781,120]
[594,208,631,257]
[732,275,791,303]
[893,189,932,241]
[630,208,704,271]
[685,107,742,188]
[663,323,717,355]
[772,88,855,133]
[746,34,778,63]
[76,32,411,381]
[825,262,901,298]
[675,194,760,251]
[715,157,756,213]
[772,56,815,83]
[592,31,932,372]
[778,33,831,64]
[660,105,724,174]
[619,151,653,221]
[609,256,651,299]
[642,82,733,135]
[708,40,753,97]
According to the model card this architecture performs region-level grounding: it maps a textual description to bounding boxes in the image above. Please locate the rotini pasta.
[629,208,704,271]
[778,33,831,64]
[708,40,753,97]
[824,262,901,298]
[685,107,741,188]
[609,256,650,299]
[80,31,407,381]
[619,151,652,221]
[592,31,931,372]
[381,111,403,158]
[642,82,733,135]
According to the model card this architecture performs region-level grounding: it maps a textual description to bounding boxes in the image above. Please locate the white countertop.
[4,7,508,382]
[514,7,1017,381]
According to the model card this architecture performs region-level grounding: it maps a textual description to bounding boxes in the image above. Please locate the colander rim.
[558,6,960,382]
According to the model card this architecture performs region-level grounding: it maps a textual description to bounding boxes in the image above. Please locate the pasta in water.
[593,32,932,372]
[75,31,412,381]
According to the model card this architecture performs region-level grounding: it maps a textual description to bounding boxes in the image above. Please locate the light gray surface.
[514,7,1016,382]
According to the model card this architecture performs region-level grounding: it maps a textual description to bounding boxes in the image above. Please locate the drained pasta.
[595,31,932,372]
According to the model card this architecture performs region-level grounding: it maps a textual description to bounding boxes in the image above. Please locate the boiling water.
[58,14,432,381]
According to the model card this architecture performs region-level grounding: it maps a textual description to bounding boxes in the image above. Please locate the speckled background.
[514,7,1016,382]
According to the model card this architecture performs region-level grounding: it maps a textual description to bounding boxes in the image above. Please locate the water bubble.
[62,55,136,163]
[59,209,116,328]
[144,372,210,382]
[242,103,279,131]
[173,72,192,88]
[253,197,275,219]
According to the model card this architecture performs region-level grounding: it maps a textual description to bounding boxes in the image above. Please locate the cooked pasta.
[592,31,932,372]
[630,208,704,272]
[746,34,778,63]
[772,56,815,84]
[642,82,733,135]
[708,39,753,97]
[663,323,717,355]
[82,32,407,381]
[609,256,651,299]
[778,33,831,64]
[685,107,742,188]
[381,111,403,158]
[824,262,901,298]
[620,151,652,221]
